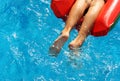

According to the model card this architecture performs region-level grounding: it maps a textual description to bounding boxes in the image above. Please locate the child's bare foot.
[69,35,85,50]
[49,32,69,56]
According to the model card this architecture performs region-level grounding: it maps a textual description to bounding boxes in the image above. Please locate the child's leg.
[62,0,91,33]
[49,0,91,55]
[69,0,105,50]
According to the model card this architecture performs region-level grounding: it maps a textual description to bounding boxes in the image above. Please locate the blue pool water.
[0,0,120,81]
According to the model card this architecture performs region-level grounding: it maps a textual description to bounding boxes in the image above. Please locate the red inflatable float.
[51,0,120,36]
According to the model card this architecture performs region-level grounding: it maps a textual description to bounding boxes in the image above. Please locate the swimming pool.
[0,0,120,81]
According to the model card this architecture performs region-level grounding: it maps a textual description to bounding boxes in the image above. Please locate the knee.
[89,0,105,14]
[97,0,105,5]
[91,0,105,7]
